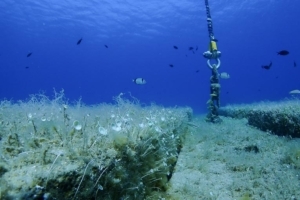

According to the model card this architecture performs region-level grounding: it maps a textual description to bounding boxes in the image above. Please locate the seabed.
[0,94,299,199]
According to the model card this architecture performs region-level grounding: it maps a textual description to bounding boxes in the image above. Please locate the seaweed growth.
[0,91,191,199]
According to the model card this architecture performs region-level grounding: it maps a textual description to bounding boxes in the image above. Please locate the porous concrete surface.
[167,116,300,200]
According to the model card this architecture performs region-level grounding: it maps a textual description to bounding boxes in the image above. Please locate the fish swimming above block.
[133,78,146,85]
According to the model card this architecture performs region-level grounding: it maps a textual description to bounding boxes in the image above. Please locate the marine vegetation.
[0,91,192,200]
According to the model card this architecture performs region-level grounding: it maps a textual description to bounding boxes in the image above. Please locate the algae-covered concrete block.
[0,93,192,199]
[219,100,300,137]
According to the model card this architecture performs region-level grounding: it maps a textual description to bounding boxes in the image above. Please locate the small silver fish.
[219,72,230,79]
[133,78,146,85]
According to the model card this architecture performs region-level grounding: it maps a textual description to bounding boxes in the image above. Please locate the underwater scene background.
[1,0,300,199]
[1,0,299,113]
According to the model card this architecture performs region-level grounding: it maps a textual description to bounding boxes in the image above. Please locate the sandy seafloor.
[166,115,300,200]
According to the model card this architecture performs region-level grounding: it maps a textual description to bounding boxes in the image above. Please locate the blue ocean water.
[0,0,299,113]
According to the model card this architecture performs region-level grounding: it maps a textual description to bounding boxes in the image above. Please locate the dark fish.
[262,61,272,70]
[77,38,82,45]
[189,47,194,50]
[27,52,32,57]
[195,46,198,51]
[294,61,297,67]
[277,50,289,55]
[104,45,108,48]
[173,46,178,49]
[196,70,199,73]
[25,66,29,69]
[169,64,174,68]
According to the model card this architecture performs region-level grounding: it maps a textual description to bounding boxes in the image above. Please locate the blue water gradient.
[0,0,299,113]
